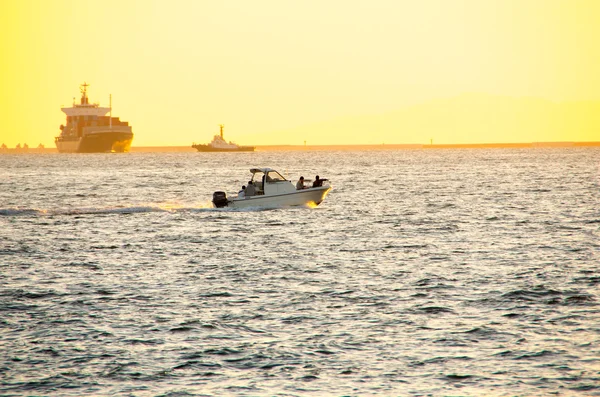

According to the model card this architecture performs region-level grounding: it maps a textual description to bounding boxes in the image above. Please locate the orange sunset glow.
[1,0,599,148]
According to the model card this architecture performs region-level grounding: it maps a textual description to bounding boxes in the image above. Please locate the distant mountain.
[247,93,600,145]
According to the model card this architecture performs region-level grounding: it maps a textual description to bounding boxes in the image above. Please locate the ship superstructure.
[55,83,133,153]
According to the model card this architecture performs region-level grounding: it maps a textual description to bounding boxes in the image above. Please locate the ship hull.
[56,131,133,153]
[192,145,255,152]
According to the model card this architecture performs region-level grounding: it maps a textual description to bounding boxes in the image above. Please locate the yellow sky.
[1,0,599,147]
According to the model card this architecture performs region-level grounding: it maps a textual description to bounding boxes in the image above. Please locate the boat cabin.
[247,168,296,196]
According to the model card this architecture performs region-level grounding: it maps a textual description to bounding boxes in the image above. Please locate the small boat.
[212,168,331,209]
[192,125,255,152]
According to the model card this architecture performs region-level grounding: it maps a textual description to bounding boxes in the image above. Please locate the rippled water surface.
[1,148,599,396]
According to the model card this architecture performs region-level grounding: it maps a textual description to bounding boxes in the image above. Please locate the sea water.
[1,148,599,396]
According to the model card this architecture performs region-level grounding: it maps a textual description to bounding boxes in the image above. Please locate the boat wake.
[0,203,219,217]
[0,201,316,217]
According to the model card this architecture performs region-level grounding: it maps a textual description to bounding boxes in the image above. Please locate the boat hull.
[55,131,133,153]
[227,186,331,209]
[193,144,255,152]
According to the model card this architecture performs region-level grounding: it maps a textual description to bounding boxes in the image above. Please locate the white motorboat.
[212,168,331,209]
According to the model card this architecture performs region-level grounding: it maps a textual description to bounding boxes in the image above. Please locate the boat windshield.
[250,170,287,186]
[266,171,287,182]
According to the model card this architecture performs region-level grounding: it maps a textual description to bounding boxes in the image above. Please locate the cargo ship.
[192,125,255,152]
[55,83,133,153]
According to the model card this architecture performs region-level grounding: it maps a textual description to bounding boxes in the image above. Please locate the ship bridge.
[61,106,111,117]
[61,82,111,117]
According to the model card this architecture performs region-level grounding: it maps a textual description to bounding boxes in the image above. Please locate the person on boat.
[238,185,246,198]
[312,175,322,188]
[261,173,274,189]
[245,181,256,197]
[296,176,306,190]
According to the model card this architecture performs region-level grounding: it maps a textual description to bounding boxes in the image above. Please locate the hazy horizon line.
[3,141,599,153]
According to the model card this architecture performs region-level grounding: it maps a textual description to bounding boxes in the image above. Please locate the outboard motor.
[212,191,228,208]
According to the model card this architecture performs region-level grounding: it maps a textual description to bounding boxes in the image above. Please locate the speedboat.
[212,168,331,209]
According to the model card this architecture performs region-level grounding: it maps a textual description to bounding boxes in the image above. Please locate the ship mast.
[109,94,112,129]
[219,124,224,139]
[80,82,89,105]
